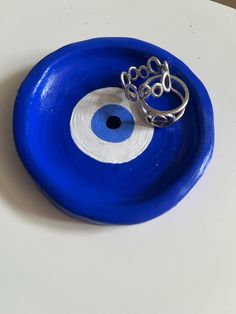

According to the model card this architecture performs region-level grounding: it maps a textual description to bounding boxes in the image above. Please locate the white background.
[0,1,236,313]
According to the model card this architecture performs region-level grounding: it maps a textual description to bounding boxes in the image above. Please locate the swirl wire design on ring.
[121,57,189,128]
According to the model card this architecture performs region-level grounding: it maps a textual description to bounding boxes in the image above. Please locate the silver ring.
[120,56,189,128]
[139,74,189,128]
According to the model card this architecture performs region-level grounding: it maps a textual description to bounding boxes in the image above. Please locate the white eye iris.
[70,87,154,164]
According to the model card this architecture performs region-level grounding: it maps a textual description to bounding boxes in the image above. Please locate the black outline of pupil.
[106,116,121,129]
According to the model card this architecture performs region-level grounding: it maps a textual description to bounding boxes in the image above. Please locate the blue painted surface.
[91,104,134,143]
[13,37,214,224]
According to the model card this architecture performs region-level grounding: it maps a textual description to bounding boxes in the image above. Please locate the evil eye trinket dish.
[13,37,214,224]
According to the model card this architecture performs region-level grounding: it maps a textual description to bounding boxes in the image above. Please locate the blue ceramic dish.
[13,37,214,224]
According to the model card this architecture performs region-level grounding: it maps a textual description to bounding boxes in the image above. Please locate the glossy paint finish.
[13,37,214,224]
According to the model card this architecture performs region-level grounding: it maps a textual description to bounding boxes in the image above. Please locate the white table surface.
[0,1,236,313]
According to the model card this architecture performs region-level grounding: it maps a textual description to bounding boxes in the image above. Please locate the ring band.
[120,56,189,128]
[139,75,189,127]
[121,56,171,102]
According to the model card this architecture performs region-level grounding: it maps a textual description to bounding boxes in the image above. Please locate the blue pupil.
[91,104,134,143]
